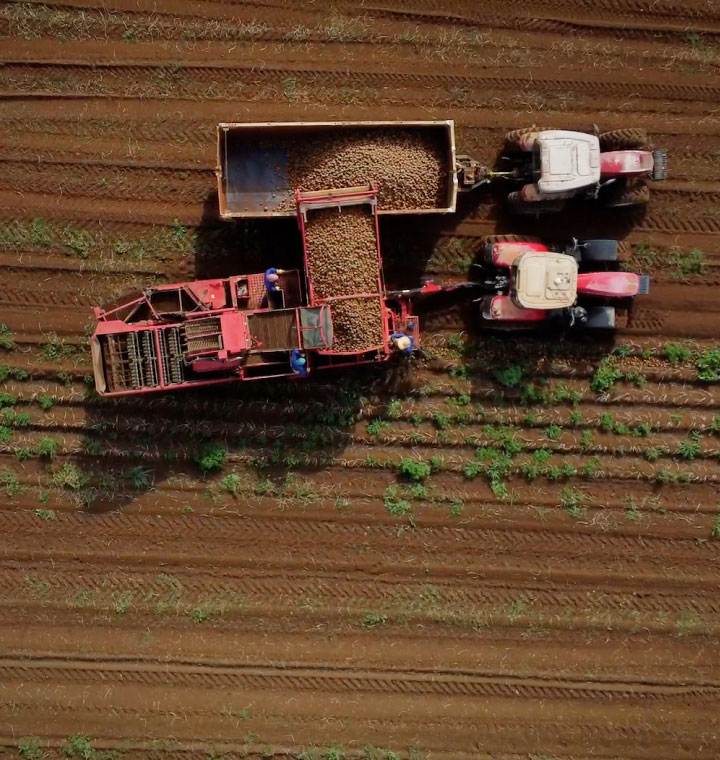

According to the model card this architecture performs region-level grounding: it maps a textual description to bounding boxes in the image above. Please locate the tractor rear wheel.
[482,234,538,245]
[504,127,542,152]
[599,128,650,151]
[481,234,538,265]
[603,179,650,208]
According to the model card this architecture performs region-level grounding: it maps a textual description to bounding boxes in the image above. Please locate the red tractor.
[474,236,649,329]
[482,128,667,214]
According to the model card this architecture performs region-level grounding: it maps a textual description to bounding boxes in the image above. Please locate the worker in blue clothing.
[264,267,286,293]
[290,349,308,377]
[390,332,415,355]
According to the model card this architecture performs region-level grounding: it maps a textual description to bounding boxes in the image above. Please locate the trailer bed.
[217,121,456,218]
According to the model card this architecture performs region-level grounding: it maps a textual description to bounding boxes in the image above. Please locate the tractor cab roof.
[536,130,601,194]
[514,251,578,309]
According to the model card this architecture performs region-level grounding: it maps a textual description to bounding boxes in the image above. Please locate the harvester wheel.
[599,128,650,151]
[603,179,650,208]
[504,127,542,152]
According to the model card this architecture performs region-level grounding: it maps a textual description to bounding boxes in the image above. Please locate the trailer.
[216,120,458,218]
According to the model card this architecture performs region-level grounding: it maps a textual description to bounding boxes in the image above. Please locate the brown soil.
[1,2,720,759]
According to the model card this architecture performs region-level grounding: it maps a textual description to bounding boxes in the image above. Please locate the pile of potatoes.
[304,206,379,299]
[329,297,385,352]
[281,129,447,211]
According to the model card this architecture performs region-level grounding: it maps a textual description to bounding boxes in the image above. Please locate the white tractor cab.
[475,237,650,329]
[501,128,667,214]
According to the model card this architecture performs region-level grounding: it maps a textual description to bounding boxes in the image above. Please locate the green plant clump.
[52,463,87,491]
[194,444,227,473]
[397,458,431,482]
[18,737,43,760]
[493,364,524,388]
[62,734,95,759]
[0,324,15,350]
[696,348,720,382]
[590,359,623,393]
[383,484,411,516]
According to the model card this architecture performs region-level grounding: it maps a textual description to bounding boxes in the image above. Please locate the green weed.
[493,364,523,388]
[449,498,463,516]
[40,333,78,362]
[676,440,700,460]
[366,419,389,436]
[0,324,16,350]
[398,458,431,482]
[581,457,601,477]
[0,468,23,497]
[644,447,662,462]
[18,737,44,760]
[219,472,241,494]
[52,463,87,490]
[35,437,58,459]
[696,348,720,382]
[710,512,720,539]
[34,508,56,521]
[37,393,55,410]
[432,412,450,430]
[3,408,30,427]
[544,424,563,441]
[362,611,388,628]
[194,444,227,473]
[625,498,641,522]
[560,488,584,518]
[671,247,705,280]
[62,735,94,759]
[383,485,411,516]
[18,736,45,760]
[0,391,17,407]
[590,359,623,393]
[127,465,153,490]
[663,343,693,365]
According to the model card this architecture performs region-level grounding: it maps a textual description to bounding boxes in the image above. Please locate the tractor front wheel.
[584,306,616,329]
[603,179,650,208]
[599,128,650,151]
[508,192,566,215]
[581,239,619,262]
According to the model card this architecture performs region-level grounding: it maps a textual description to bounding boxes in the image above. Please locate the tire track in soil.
[1,655,718,702]
[0,159,215,204]
[360,0,720,28]
[0,699,715,760]
[8,573,720,632]
[3,62,720,104]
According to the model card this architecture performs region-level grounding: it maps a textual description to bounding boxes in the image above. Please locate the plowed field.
[1,1,719,758]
